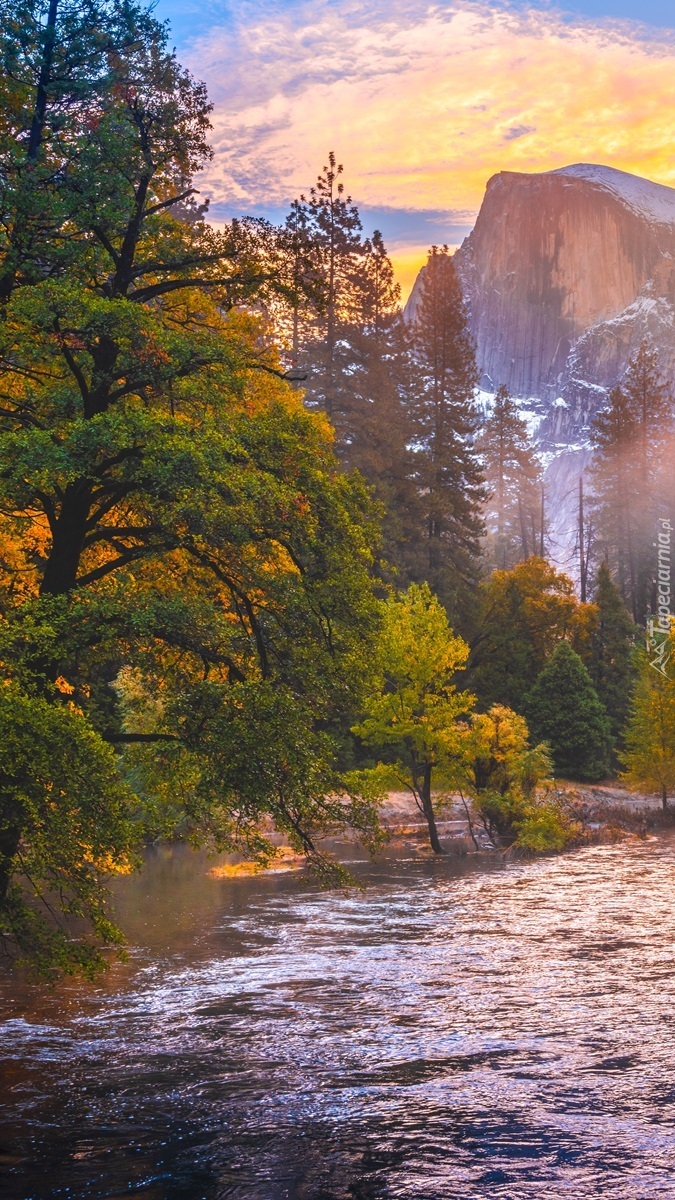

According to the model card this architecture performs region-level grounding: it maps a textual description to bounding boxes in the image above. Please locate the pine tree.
[274,199,326,376]
[338,232,423,578]
[588,561,636,748]
[479,385,543,569]
[411,246,484,623]
[590,344,673,622]
[0,0,162,302]
[622,642,675,809]
[526,641,611,782]
[590,383,640,616]
[625,341,672,494]
[302,152,363,423]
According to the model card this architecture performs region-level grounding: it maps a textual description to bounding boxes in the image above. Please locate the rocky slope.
[406,164,675,568]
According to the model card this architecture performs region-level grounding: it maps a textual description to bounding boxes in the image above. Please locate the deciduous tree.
[470,557,597,710]
[352,583,474,853]
[0,7,384,974]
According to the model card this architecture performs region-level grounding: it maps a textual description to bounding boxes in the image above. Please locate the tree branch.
[54,322,90,408]
[130,273,269,304]
[92,225,120,268]
[103,732,181,743]
[143,188,197,218]
[74,547,155,588]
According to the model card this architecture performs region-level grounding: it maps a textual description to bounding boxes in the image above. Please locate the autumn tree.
[470,557,597,710]
[450,706,572,851]
[352,583,474,854]
[0,5,384,975]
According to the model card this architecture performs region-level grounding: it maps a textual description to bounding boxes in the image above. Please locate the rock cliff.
[406,164,675,569]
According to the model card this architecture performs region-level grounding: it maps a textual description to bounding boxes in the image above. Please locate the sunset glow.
[178,1,675,293]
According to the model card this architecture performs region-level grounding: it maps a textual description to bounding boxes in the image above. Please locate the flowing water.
[3,836,675,1199]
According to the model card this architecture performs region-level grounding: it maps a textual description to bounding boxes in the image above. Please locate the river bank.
[378,782,673,856]
[218,783,674,878]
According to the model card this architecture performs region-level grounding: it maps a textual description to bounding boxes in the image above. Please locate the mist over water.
[3,838,675,1199]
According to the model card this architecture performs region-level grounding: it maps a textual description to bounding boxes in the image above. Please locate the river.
[2,835,675,1199]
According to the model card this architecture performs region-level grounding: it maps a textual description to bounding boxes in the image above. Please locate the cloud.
[181,0,675,294]
[504,124,537,140]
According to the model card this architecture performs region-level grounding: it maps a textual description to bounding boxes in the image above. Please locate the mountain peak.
[551,163,675,226]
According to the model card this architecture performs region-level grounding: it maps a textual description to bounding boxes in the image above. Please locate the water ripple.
[2,837,675,1197]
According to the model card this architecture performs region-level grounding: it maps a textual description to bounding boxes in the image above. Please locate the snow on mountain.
[406,163,675,579]
[552,164,675,228]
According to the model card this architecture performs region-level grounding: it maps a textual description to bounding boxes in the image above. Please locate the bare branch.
[143,188,197,218]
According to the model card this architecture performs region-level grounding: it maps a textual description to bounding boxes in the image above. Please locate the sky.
[155,0,675,296]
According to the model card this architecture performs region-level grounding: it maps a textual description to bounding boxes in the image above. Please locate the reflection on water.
[3,838,675,1198]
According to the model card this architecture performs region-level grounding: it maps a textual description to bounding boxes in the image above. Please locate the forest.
[1,0,675,981]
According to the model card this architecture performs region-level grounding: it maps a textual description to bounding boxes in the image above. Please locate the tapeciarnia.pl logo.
[647,517,673,678]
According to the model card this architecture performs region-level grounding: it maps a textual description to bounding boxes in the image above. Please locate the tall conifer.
[591,344,673,622]
[588,561,636,748]
[479,385,543,569]
[338,233,421,576]
[526,642,611,782]
[302,153,363,423]
[411,246,484,622]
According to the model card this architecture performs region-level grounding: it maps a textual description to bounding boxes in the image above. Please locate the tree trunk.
[518,495,529,560]
[0,794,24,908]
[40,482,92,595]
[421,762,445,854]
[662,783,668,811]
[579,476,587,603]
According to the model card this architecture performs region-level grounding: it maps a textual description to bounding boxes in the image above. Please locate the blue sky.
[155,0,675,45]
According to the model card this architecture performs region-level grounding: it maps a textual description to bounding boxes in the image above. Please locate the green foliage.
[0,682,137,978]
[526,641,611,782]
[0,7,385,976]
[588,561,636,746]
[515,803,577,853]
[280,180,488,630]
[622,639,675,808]
[352,582,474,852]
[471,556,597,710]
[448,704,569,851]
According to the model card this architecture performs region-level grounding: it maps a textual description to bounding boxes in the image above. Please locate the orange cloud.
[188,2,675,294]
